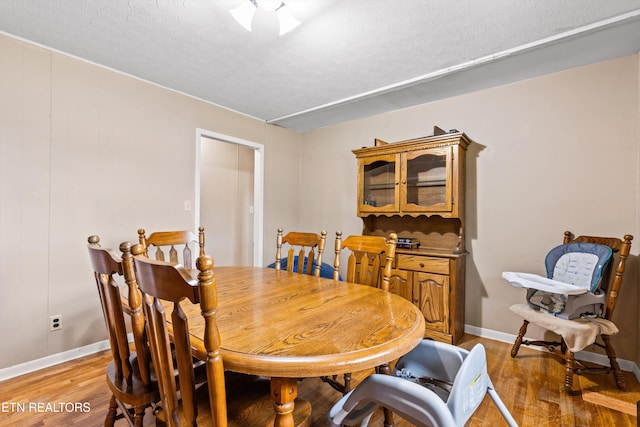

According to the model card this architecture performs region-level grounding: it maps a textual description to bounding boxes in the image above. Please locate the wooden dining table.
[177,266,426,427]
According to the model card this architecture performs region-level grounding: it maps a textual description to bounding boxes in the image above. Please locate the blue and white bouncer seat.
[503,242,612,320]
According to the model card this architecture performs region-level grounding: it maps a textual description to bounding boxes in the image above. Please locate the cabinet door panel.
[358,154,399,215]
[401,147,452,213]
[388,268,411,300]
[413,272,449,334]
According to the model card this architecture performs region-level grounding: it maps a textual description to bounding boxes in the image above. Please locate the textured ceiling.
[1,0,639,131]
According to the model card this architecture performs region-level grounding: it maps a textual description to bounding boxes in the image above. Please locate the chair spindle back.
[333,231,397,291]
[132,245,226,427]
[275,228,327,276]
[138,227,205,270]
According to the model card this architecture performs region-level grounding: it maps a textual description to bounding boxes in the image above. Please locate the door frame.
[195,128,264,266]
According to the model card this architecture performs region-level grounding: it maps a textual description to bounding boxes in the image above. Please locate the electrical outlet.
[50,314,62,332]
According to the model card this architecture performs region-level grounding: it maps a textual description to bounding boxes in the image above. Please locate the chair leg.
[153,407,168,427]
[133,405,146,427]
[321,374,352,394]
[564,347,575,394]
[376,363,395,427]
[511,320,529,357]
[343,373,352,394]
[487,388,518,427]
[104,395,118,427]
[602,334,626,390]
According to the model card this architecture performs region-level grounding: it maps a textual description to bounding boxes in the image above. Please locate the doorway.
[195,129,264,266]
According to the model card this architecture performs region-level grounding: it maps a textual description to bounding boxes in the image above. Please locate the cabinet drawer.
[397,254,449,274]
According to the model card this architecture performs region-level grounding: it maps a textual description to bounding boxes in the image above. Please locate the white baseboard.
[465,324,640,382]
[0,333,133,382]
[0,340,110,382]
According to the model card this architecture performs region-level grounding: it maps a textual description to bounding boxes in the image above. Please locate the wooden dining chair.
[333,231,398,291]
[509,231,633,394]
[131,245,312,426]
[275,227,327,276]
[138,226,205,270]
[87,236,157,427]
[328,231,398,394]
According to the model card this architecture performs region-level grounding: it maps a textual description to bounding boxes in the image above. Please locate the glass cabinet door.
[402,147,451,212]
[359,155,399,213]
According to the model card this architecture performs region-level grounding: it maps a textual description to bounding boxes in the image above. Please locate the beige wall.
[1,31,639,368]
[0,34,301,367]
[299,55,640,361]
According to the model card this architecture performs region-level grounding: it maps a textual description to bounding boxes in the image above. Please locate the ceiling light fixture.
[230,0,301,35]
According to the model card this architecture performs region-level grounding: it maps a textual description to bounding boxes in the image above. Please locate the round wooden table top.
[184,266,425,378]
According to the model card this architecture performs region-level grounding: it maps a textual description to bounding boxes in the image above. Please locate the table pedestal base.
[270,377,311,427]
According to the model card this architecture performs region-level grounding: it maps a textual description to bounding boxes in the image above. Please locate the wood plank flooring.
[1,334,638,426]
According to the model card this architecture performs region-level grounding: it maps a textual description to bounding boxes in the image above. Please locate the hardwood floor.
[1,335,638,426]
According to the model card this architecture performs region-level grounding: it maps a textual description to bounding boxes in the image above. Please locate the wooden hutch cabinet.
[353,127,471,344]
